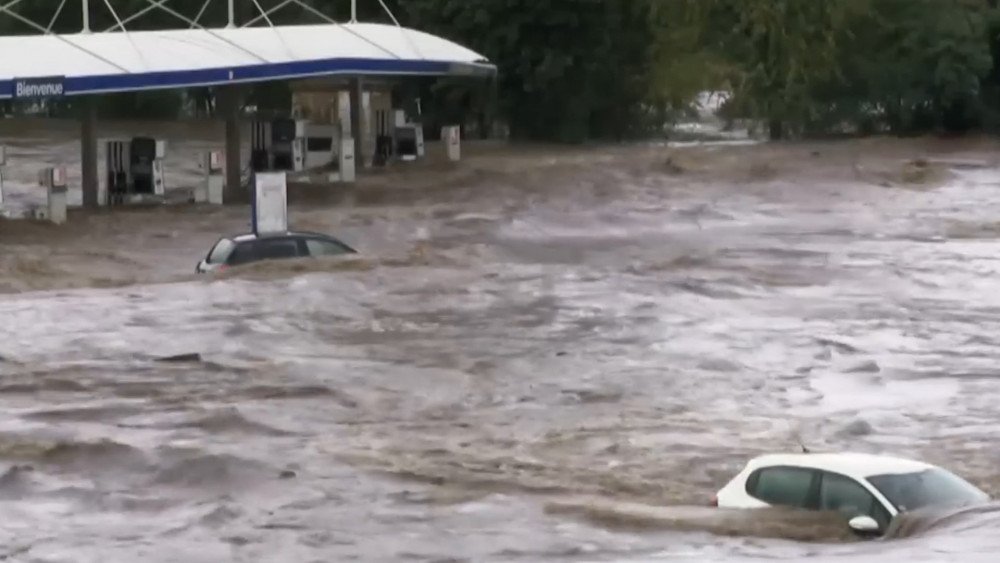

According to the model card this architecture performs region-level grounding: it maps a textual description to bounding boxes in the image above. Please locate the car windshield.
[207,238,235,264]
[867,468,988,513]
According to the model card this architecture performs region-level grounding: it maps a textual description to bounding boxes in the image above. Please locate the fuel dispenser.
[443,125,462,161]
[374,108,393,166]
[39,166,68,224]
[196,150,224,204]
[251,118,306,172]
[394,110,424,161]
[339,135,355,183]
[105,137,167,205]
[271,118,300,171]
[250,120,272,172]
[303,123,337,170]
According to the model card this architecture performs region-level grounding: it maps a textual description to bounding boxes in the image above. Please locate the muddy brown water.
[2,121,1000,561]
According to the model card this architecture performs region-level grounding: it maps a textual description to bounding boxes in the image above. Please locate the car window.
[305,238,352,257]
[820,471,891,530]
[228,242,258,266]
[228,238,302,266]
[253,238,303,261]
[207,238,235,264]
[748,466,815,508]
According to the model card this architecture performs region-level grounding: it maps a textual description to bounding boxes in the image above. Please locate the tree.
[860,0,994,133]
[400,0,658,142]
[661,0,869,139]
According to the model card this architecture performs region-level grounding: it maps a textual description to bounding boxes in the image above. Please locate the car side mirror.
[848,515,880,537]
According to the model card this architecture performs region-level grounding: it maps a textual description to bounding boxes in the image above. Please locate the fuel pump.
[105,137,167,205]
[39,166,68,224]
[250,120,272,172]
[270,118,306,172]
[129,137,165,196]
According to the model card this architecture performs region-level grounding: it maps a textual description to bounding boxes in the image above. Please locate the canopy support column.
[349,76,363,169]
[80,97,99,208]
[219,86,244,204]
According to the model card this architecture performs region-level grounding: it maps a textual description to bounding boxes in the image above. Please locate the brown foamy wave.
[0,435,147,475]
[240,384,359,408]
[628,252,714,273]
[179,407,294,437]
[22,404,148,422]
[545,499,856,543]
[111,407,293,437]
[884,502,1000,539]
[336,448,704,502]
[213,255,377,281]
[151,453,272,489]
[0,254,70,293]
[40,439,149,472]
[0,252,140,294]
[212,242,473,282]
[0,464,37,498]
[0,377,90,394]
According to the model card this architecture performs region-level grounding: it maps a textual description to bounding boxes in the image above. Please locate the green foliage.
[857,0,994,133]
[399,0,657,142]
[658,0,999,137]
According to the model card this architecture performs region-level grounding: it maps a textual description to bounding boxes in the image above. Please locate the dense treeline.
[2,0,1000,141]
[659,0,1000,139]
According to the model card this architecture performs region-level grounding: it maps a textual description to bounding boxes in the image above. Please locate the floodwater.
[2,122,1000,562]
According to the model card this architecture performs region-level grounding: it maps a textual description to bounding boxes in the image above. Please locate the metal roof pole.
[351,0,357,23]
[47,0,69,33]
[191,0,212,28]
[249,0,273,27]
[81,0,90,32]
[219,86,245,203]
[118,0,269,63]
[350,76,363,168]
[243,0,293,27]
[290,0,402,59]
[227,0,235,28]
[376,0,400,26]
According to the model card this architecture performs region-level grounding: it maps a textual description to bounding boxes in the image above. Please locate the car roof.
[746,452,936,479]
[228,230,340,243]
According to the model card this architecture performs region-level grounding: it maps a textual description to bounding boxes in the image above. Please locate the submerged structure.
[0,0,494,208]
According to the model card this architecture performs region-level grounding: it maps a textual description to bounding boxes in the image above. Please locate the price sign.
[252,172,288,235]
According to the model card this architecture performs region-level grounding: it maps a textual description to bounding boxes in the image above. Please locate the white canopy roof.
[0,22,494,99]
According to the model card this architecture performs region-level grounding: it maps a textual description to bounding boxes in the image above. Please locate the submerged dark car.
[195,231,356,273]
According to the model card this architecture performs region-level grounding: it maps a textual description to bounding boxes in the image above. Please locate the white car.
[714,452,989,536]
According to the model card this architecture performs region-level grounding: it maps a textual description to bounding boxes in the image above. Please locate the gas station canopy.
[0,1,495,209]
[0,22,494,100]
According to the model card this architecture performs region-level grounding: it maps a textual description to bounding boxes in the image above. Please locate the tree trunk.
[768,118,784,140]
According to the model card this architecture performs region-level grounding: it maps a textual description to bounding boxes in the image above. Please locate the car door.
[745,466,819,510]
[818,471,892,530]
